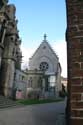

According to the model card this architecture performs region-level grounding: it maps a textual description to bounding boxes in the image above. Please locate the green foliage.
[17,98,64,105]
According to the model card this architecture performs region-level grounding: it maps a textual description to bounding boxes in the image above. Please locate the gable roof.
[30,35,58,60]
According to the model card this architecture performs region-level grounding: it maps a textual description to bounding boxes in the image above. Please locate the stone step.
[0,95,22,109]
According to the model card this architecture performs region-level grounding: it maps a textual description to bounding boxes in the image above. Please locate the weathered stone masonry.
[66,0,83,124]
[0,0,22,97]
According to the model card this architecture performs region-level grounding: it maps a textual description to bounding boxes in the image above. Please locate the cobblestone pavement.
[0,99,66,125]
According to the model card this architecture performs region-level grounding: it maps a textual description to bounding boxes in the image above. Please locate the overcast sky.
[9,0,67,77]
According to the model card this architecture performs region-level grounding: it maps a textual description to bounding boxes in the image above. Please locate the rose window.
[39,62,49,71]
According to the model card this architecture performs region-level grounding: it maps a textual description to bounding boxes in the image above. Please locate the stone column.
[0,21,7,68]
[0,35,16,97]
[66,0,83,124]
[42,78,45,94]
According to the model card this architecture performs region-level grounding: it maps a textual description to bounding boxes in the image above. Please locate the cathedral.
[0,0,22,97]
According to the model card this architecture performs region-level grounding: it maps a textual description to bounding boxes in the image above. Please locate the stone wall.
[14,70,28,98]
[0,1,22,97]
[66,0,83,124]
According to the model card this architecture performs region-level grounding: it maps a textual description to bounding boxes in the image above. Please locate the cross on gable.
[44,34,47,41]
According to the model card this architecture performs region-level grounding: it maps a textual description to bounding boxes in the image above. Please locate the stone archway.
[66,0,83,124]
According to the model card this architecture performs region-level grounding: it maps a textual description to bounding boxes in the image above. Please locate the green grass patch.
[17,98,64,105]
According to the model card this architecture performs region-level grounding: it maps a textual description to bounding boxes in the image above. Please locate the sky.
[9,0,67,77]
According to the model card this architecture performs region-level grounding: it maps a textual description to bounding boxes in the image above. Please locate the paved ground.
[0,99,66,125]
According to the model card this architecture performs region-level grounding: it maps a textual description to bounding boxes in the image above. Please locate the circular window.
[39,62,49,71]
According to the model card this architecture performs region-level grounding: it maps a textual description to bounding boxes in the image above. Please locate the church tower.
[0,0,22,97]
[0,0,8,68]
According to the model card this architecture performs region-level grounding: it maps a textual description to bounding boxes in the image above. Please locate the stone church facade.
[0,0,22,97]
[29,34,62,97]
[14,35,62,99]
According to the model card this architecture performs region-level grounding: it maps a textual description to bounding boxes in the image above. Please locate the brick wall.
[66,0,83,124]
